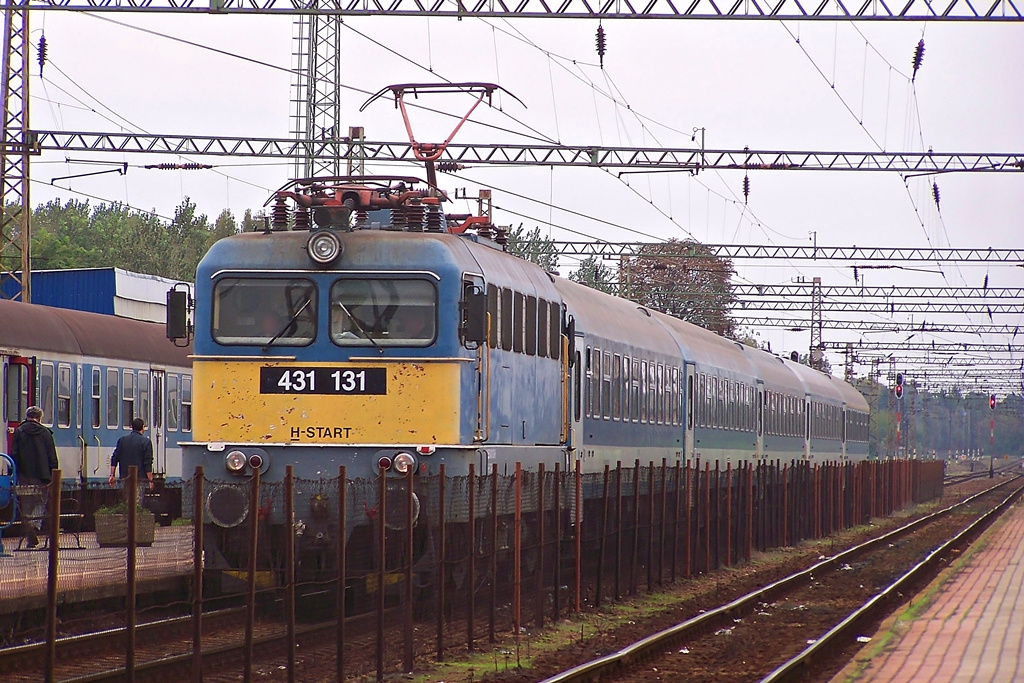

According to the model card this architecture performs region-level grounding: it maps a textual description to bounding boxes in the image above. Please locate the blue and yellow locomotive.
[172,174,869,582]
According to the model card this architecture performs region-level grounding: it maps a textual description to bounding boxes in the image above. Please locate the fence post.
[192,467,204,683]
[244,468,260,683]
[631,460,640,596]
[438,464,448,659]
[404,469,414,673]
[553,462,561,621]
[536,463,545,629]
[685,460,692,578]
[375,466,386,681]
[726,461,732,567]
[514,462,522,638]
[596,464,609,608]
[615,461,623,600]
[337,466,347,683]
[45,471,61,683]
[647,462,655,593]
[575,459,582,614]
[489,464,498,643]
[285,466,296,683]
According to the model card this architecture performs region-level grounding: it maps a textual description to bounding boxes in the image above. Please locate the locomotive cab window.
[212,277,317,346]
[331,278,436,347]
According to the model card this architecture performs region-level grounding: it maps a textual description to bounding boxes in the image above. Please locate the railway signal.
[894,372,904,400]
[989,394,997,410]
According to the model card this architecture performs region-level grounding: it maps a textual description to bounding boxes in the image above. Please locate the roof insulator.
[911,39,925,82]
[596,24,607,69]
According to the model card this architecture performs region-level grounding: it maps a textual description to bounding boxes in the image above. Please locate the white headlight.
[393,452,416,475]
[225,450,247,474]
[307,231,342,265]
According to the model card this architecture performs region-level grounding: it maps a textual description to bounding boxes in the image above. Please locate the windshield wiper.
[336,300,383,354]
[262,298,312,352]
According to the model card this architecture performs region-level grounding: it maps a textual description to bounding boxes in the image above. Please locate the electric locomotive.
[171,173,869,586]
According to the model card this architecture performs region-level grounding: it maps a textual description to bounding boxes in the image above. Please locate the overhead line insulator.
[911,39,925,81]
[596,24,607,69]
[143,163,213,170]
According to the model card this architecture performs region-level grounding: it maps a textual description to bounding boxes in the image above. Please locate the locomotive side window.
[487,285,499,348]
[57,364,72,428]
[513,292,525,353]
[106,367,119,429]
[91,368,101,429]
[330,278,435,347]
[526,296,538,356]
[548,302,561,360]
[213,277,317,346]
[501,288,513,351]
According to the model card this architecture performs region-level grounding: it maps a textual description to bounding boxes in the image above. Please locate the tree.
[505,225,559,273]
[569,256,616,294]
[619,239,738,338]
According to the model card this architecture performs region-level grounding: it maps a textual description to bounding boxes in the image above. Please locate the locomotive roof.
[0,299,192,367]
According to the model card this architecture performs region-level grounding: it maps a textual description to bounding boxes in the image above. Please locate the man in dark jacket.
[109,418,155,503]
[10,406,59,548]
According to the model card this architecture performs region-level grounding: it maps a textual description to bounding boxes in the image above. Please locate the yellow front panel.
[193,361,461,444]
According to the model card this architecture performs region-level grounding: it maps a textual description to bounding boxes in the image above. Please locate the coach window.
[105,368,119,428]
[593,347,602,418]
[167,374,179,431]
[630,359,640,423]
[57,364,72,428]
[500,288,513,351]
[612,354,621,420]
[601,351,612,419]
[37,362,54,426]
[213,277,316,346]
[91,368,101,429]
[181,376,193,432]
[585,346,594,418]
[122,370,136,427]
[139,371,150,425]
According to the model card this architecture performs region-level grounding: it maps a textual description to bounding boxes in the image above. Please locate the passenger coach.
[1,300,193,482]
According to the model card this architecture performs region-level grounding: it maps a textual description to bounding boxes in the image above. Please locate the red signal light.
[990,394,997,410]
[894,385,903,400]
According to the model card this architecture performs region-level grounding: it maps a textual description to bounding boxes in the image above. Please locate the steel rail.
[538,475,1021,683]
[760,480,1024,683]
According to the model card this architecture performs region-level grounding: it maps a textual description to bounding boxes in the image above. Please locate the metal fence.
[1,458,944,682]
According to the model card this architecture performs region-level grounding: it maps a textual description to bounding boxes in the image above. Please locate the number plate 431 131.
[260,367,387,395]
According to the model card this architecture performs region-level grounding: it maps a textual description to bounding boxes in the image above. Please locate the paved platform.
[0,526,194,611]
[836,500,1024,683]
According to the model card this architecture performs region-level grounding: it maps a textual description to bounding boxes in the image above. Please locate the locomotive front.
[178,187,493,582]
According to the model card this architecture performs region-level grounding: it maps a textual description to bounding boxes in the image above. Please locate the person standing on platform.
[108,418,155,504]
[10,406,58,548]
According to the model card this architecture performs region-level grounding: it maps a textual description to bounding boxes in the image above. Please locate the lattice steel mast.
[0,2,30,301]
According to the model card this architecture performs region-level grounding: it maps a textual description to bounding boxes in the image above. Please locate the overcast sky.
[26,12,1024,380]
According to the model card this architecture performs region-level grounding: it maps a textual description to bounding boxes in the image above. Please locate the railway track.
[538,476,1023,683]
[0,599,393,682]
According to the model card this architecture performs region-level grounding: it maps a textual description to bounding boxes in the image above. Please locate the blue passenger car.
[1,300,193,482]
